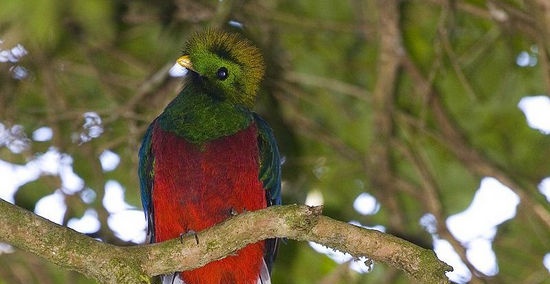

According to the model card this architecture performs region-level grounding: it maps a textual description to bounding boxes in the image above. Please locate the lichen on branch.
[0,199,451,283]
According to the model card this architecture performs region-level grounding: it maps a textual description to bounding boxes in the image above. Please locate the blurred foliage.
[1,0,550,283]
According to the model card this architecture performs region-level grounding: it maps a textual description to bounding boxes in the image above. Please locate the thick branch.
[0,199,451,283]
[0,198,144,283]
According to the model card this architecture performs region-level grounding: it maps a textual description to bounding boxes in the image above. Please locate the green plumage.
[158,83,253,144]
[158,29,265,144]
[139,29,281,283]
[184,29,265,107]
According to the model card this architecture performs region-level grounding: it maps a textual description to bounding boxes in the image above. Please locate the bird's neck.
[157,83,253,144]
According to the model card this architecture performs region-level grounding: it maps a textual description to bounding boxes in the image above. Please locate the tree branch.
[0,199,451,283]
[367,0,404,229]
[401,54,550,231]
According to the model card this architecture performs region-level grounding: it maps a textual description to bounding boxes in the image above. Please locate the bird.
[138,29,281,284]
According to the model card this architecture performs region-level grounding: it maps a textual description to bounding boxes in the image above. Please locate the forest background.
[1,0,550,283]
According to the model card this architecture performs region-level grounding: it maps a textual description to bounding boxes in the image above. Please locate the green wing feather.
[254,113,282,274]
[138,121,155,242]
[254,113,282,206]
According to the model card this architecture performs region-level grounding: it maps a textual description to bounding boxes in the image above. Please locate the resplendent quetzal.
[138,30,281,284]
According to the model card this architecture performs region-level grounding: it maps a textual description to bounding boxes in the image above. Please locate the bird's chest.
[150,122,266,242]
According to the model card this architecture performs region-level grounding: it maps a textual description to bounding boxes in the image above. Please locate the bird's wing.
[138,121,156,243]
[254,113,282,273]
[254,113,282,207]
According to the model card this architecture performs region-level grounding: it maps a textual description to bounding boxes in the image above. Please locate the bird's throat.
[157,84,253,144]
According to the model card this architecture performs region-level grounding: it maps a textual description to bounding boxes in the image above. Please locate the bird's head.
[177,30,265,109]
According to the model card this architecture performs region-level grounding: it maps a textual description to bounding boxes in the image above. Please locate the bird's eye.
[216,67,229,80]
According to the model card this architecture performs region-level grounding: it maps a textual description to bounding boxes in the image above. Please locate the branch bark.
[0,199,451,283]
[368,0,404,229]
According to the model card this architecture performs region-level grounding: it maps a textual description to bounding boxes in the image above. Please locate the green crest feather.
[184,29,265,107]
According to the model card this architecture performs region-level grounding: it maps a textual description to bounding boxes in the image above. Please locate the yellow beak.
[177,55,194,71]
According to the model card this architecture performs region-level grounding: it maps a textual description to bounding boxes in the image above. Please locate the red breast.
[151,122,266,283]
